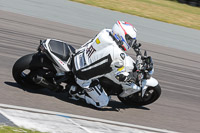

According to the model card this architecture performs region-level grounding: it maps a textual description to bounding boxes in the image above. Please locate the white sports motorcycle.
[12,39,161,107]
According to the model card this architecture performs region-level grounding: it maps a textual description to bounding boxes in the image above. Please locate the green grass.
[70,0,200,30]
[0,125,43,133]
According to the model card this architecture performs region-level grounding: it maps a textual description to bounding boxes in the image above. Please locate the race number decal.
[86,45,96,57]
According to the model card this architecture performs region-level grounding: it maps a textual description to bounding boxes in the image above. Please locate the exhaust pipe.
[33,75,63,91]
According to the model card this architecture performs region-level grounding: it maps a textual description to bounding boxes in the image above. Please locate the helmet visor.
[125,34,136,47]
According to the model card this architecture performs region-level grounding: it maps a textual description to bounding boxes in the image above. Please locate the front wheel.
[118,84,161,107]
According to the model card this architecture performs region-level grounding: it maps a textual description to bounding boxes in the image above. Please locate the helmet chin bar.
[129,39,137,48]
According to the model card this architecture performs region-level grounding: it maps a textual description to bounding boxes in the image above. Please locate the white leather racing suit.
[72,29,140,108]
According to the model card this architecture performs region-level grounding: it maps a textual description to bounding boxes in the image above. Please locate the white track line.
[0,103,178,133]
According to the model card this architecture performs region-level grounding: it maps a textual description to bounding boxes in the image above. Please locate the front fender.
[142,77,158,87]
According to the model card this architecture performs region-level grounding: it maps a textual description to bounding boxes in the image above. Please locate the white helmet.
[112,21,137,51]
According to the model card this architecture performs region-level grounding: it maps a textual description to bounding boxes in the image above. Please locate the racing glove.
[115,72,137,82]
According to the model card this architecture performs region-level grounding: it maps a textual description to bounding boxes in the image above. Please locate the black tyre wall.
[12,53,55,89]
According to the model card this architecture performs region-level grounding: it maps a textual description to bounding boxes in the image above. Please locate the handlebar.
[131,42,154,85]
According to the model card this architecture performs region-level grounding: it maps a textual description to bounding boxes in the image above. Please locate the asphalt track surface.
[1,0,200,54]
[0,10,200,133]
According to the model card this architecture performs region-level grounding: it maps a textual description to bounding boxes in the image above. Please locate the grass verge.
[70,0,200,30]
[0,125,42,133]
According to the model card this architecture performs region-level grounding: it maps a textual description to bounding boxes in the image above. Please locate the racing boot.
[67,84,85,100]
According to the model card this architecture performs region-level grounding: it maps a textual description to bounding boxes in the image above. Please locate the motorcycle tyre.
[12,53,44,90]
[118,84,161,107]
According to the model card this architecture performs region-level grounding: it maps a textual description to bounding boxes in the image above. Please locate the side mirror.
[144,50,147,57]
[40,40,43,45]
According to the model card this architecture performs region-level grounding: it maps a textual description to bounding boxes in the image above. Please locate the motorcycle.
[12,39,161,107]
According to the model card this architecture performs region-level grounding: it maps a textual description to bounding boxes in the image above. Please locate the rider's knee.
[96,96,109,108]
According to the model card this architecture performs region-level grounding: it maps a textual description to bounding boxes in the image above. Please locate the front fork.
[141,77,159,97]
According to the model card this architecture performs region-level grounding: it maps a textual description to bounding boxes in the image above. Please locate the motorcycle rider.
[67,21,141,108]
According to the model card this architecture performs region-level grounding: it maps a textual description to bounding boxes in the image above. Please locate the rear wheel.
[12,54,45,89]
[118,84,161,107]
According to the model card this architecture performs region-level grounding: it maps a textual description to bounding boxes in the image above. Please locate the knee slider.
[97,96,109,108]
